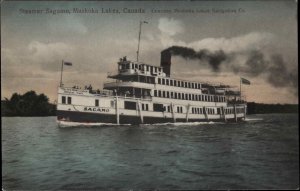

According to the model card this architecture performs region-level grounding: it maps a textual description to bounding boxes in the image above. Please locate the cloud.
[158,17,184,36]
[189,32,275,53]
[27,41,73,71]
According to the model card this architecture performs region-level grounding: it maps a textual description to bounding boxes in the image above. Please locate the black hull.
[57,110,244,124]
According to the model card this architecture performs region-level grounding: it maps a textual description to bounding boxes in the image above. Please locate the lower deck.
[57,110,245,124]
[57,87,246,124]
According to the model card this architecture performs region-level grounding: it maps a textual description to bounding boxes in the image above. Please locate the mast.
[136,21,148,62]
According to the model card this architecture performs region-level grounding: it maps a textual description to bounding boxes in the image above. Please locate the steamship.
[57,50,247,125]
[57,21,247,125]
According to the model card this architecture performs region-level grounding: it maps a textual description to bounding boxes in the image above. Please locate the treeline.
[1,91,56,116]
[247,102,298,114]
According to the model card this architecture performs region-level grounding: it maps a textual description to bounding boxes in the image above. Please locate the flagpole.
[137,21,142,62]
[60,60,64,87]
[136,21,148,62]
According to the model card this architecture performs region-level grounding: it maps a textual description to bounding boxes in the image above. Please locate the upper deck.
[106,57,240,97]
[108,56,166,78]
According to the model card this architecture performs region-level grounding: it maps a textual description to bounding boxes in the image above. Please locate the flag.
[64,62,72,66]
[241,77,250,85]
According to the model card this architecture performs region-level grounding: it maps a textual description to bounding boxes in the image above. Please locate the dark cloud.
[245,50,269,76]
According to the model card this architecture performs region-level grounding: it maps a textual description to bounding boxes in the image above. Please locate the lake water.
[2,114,299,190]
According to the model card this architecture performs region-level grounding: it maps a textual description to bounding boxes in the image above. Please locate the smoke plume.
[163,46,298,95]
[163,46,230,72]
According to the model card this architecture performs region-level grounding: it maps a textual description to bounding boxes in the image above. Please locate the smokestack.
[160,50,171,77]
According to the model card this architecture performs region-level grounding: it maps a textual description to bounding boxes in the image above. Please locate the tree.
[1,91,56,116]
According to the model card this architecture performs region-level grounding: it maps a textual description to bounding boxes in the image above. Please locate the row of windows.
[225,108,245,114]
[154,90,225,102]
[120,63,163,73]
[62,96,72,104]
[157,78,202,89]
[192,107,204,114]
[191,107,216,114]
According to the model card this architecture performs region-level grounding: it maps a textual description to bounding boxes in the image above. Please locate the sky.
[1,0,298,104]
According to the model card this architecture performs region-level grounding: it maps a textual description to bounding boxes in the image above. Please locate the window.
[167,91,170,98]
[185,82,188,88]
[67,97,72,104]
[158,78,161,84]
[155,67,157,72]
[166,79,169,85]
[174,80,177,86]
[135,64,138,68]
[153,103,164,112]
[154,90,157,97]
[175,92,178,99]
[95,99,99,106]
[162,79,165,85]
[111,101,115,107]
[171,92,174,98]
[178,93,181,99]
[62,96,66,104]
[163,91,166,98]
[170,80,173,86]
[158,90,161,97]
[125,101,136,110]
[121,64,126,70]
[188,83,191,88]
[182,93,184,100]
[142,104,149,111]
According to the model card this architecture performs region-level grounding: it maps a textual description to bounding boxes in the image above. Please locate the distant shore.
[246,102,298,115]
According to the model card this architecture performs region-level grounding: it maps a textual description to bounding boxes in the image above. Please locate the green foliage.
[1,91,56,116]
